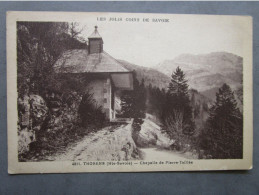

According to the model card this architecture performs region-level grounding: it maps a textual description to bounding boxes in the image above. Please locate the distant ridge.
[154,51,243,99]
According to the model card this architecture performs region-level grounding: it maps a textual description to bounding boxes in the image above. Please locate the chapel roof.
[54,49,131,73]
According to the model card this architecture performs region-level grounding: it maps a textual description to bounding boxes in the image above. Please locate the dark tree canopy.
[17,22,87,97]
[205,83,243,159]
[120,71,146,119]
[146,84,166,120]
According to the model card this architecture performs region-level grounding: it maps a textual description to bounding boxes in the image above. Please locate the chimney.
[88,26,103,54]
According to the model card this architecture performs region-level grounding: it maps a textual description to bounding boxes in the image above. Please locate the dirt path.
[42,121,192,162]
[45,123,138,161]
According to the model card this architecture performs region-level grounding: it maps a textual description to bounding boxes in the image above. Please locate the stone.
[18,128,35,154]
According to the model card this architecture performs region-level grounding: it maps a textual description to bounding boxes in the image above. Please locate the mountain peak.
[154,51,243,94]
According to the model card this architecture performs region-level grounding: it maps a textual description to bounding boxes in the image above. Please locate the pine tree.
[206,83,243,159]
[163,67,194,137]
[168,66,189,98]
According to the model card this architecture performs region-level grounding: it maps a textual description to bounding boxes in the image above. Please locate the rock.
[29,94,48,126]
[18,91,83,158]
[18,94,48,155]
[18,128,35,154]
[133,117,173,149]
[121,142,133,160]
[18,95,48,154]
[18,95,31,128]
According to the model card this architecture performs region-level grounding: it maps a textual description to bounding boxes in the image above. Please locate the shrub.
[78,92,106,128]
[164,110,193,151]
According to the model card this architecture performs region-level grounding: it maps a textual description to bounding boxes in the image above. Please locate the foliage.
[189,89,212,136]
[168,67,189,97]
[164,110,190,150]
[17,22,86,97]
[120,71,146,119]
[146,84,167,121]
[78,92,106,128]
[200,83,243,159]
[149,67,193,151]
[163,67,195,136]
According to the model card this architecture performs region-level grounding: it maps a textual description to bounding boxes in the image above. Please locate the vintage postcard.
[7,11,253,174]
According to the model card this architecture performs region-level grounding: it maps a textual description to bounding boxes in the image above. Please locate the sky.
[77,14,249,68]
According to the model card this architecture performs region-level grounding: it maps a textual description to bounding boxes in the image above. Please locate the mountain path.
[45,123,134,161]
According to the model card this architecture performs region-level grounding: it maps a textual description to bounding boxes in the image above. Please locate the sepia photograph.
[7,12,253,173]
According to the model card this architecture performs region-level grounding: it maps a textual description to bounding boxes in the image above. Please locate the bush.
[164,110,193,151]
[78,92,106,128]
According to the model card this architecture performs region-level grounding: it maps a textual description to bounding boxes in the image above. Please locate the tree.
[146,84,166,121]
[120,71,146,119]
[163,67,194,138]
[120,91,134,118]
[168,66,189,98]
[68,22,86,42]
[205,83,243,159]
[17,22,87,96]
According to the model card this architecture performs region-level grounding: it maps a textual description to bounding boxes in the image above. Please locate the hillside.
[118,60,170,89]
[189,89,212,130]
[154,52,243,98]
